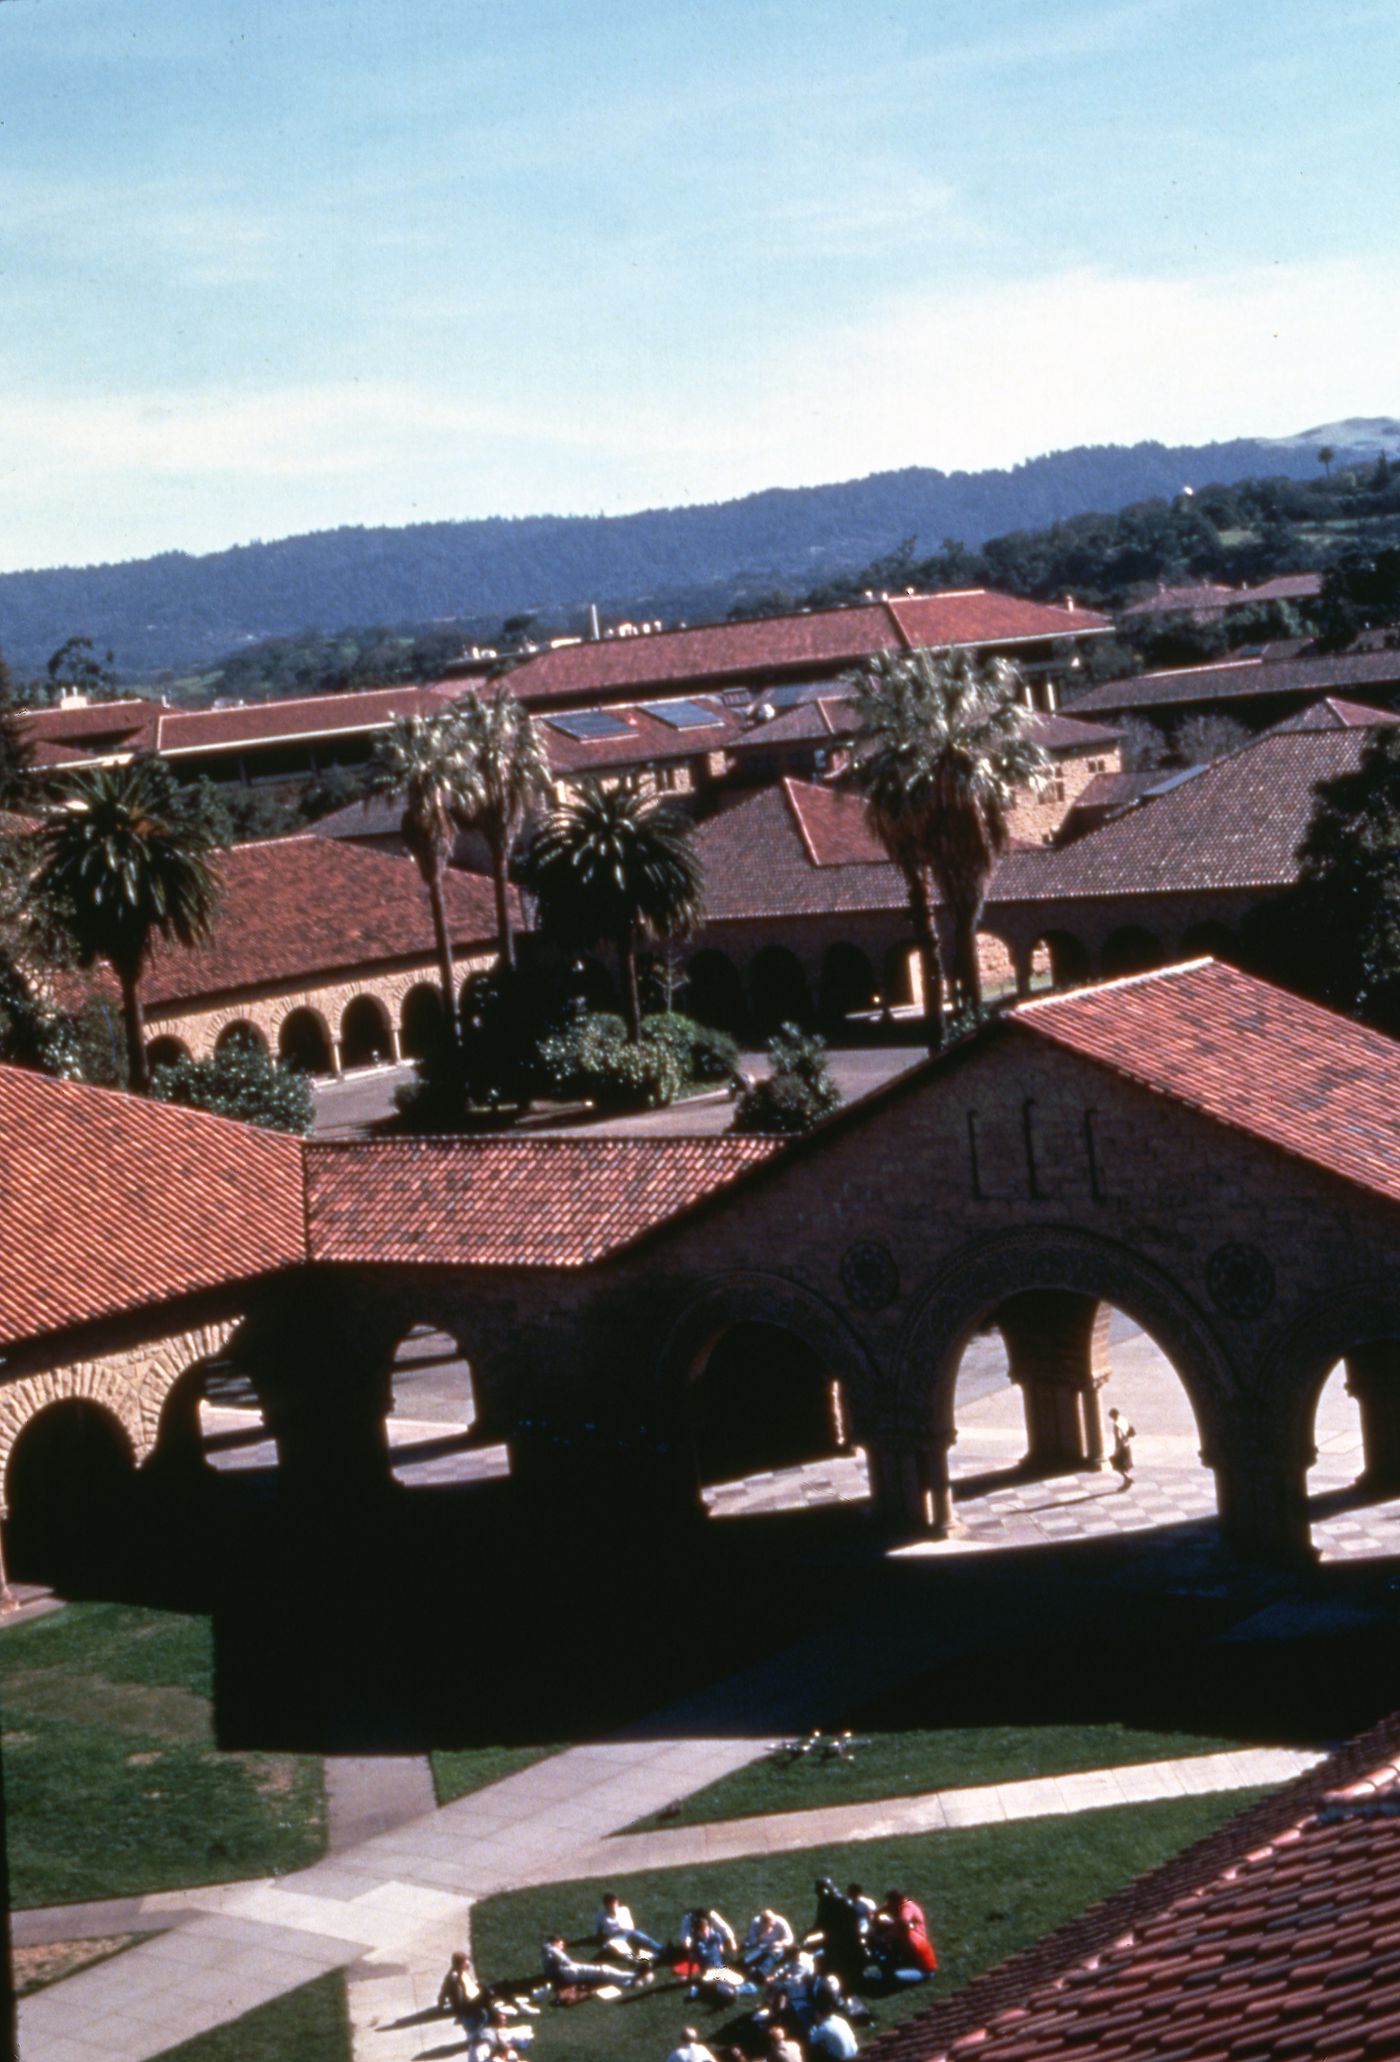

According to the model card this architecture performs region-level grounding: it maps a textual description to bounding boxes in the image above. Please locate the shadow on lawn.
[28,1459,1400,1765]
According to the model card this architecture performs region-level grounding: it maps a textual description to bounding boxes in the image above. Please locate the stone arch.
[1258,1281,1400,1496]
[213,1019,268,1057]
[278,1005,335,1074]
[340,992,393,1069]
[750,946,813,1034]
[1031,929,1091,990]
[686,950,747,1035]
[819,942,878,1026]
[1101,926,1165,979]
[885,1226,1241,1538]
[0,1320,237,1516]
[5,1399,137,1585]
[655,1271,883,1499]
[400,981,447,1061]
[146,1034,191,1072]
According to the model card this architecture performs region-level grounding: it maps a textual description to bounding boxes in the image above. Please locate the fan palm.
[366,711,475,1053]
[34,759,222,1093]
[450,686,550,972]
[522,781,705,1039]
[851,648,1048,1043]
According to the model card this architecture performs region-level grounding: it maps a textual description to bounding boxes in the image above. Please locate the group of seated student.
[437,1877,935,2059]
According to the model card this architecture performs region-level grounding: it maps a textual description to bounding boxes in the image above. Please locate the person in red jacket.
[873,1889,937,1978]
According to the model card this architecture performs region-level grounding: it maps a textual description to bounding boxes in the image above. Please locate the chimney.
[1065,594,1075,612]
[587,603,601,642]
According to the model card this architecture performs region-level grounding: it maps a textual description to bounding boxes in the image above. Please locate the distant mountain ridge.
[0,422,1387,676]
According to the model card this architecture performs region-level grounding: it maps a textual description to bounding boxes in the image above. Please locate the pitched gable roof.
[1015,959,1400,1208]
[304,1135,778,1268]
[990,714,1394,899]
[143,837,505,1007]
[693,782,909,921]
[0,1065,304,1348]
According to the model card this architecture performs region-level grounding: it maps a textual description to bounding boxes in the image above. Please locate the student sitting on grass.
[542,1932,653,1995]
[870,1890,937,1979]
[595,1890,664,1962]
[743,1908,796,1977]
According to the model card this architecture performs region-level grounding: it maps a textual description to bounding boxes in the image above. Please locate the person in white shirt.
[810,2008,859,2060]
[743,1909,795,1976]
[667,2028,717,2062]
[595,1891,664,1959]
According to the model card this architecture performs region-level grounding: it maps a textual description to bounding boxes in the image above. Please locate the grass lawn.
[152,1971,350,2062]
[629,1720,1245,1831]
[0,1602,325,1909]
[433,1743,564,1806]
[472,1790,1264,2062]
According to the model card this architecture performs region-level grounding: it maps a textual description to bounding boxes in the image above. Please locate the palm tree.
[451,686,549,972]
[522,781,704,1039]
[366,711,474,1052]
[851,647,1048,1042]
[34,759,222,1093]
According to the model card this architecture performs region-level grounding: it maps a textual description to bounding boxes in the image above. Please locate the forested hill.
[1,426,1391,676]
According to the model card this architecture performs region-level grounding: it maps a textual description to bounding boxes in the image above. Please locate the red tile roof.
[16,698,162,763]
[694,782,910,921]
[156,685,448,757]
[1068,647,1400,717]
[867,1711,1400,2062]
[1231,570,1323,605]
[143,836,505,1008]
[1267,694,1400,733]
[502,593,1110,707]
[783,780,888,867]
[0,1065,304,1348]
[989,716,1394,900]
[304,1135,778,1268]
[1015,959,1400,1207]
[1119,582,1237,619]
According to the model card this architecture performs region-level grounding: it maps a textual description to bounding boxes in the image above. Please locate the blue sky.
[1,0,1397,570]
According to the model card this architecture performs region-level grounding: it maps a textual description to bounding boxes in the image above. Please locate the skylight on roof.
[640,700,726,730]
[547,709,634,741]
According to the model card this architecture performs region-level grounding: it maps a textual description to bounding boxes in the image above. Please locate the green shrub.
[536,1010,682,1111]
[642,1010,740,1082]
[731,1024,842,1135]
[151,1044,314,1134]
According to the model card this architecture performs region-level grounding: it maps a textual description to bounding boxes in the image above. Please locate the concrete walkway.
[16,1669,1319,2062]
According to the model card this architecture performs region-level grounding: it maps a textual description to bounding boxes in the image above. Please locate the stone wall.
[0,1319,235,1514]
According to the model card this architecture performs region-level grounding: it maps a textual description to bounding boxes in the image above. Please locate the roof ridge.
[780,775,825,867]
[303,1132,769,1154]
[1014,959,1215,1014]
